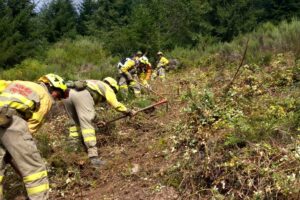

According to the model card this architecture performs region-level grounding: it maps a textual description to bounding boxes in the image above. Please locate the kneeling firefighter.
[0,74,67,200]
[64,77,136,167]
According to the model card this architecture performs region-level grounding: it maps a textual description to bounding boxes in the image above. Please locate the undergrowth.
[162,45,300,199]
[0,36,117,81]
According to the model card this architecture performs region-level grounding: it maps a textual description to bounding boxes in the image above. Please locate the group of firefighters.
[117,51,169,97]
[0,51,169,199]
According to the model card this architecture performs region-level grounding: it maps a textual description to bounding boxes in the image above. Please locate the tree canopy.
[0,0,299,68]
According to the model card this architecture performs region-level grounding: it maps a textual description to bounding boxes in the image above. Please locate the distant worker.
[0,74,67,200]
[118,56,141,97]
[155,51,169,80]
[137,56,152,89]
[134,51,143,60]
[117,51,143,73]
[64,77,136,167]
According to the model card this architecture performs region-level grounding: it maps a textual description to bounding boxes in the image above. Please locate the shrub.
[0,36,117,81]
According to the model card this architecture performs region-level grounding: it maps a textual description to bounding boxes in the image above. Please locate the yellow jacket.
[86,80,128,113]
[0,81,52,134]
[0,80,11,93]
[157,56,169,68]
[120,59,136,73]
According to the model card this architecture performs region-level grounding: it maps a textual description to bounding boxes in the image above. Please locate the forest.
[1,0,300,68]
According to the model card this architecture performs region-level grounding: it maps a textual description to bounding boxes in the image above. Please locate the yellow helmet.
[136,51,143,56]
[38,73,67,92]
[103,77,119,92]
[139,56,150,65]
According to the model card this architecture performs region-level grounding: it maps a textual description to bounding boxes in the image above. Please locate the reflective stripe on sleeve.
[0,101,29,111]
[0,92,34,108]
[0,176,3,183]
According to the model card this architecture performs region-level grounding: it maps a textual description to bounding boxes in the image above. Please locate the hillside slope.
[3,52,299,200]
[48,52,299,199]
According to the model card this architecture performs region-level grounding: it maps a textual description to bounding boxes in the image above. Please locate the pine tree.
[0,0,39,68]
[78,0,98,35]
[40,0,78,43]
[261,0,300,23]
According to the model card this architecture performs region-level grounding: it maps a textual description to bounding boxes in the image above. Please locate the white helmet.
[139,56,149,65]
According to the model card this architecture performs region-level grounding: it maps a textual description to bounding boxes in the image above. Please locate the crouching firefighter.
[64,77,136,167]
[118,57,141,98]
[0,74,67,200]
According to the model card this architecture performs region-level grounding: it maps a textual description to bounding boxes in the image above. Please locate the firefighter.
[155,51,169,80]
[64,77,135,166]
[118,56,141,97]
[0,74,67,200]
[137,56,152,89]
[134,51,143,60]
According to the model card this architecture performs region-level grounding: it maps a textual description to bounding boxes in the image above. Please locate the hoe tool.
[97,98,168,127]
[135,80,169,111]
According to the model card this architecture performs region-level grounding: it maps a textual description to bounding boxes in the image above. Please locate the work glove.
[144,83,151,90]
[96,120,106,128]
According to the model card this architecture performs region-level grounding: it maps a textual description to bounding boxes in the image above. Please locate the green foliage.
[0,59,48,80]
[35,132,52,158]
[0,0,40,68]
[1,0,300,67]
[78,0,98,35]
[39,0,78,43]
[162,24,300,199]
[45,36,116,80]
[133,97,153,108]
[3,167,25,199]
[207,0,264,41]
[171,19,300,69]
[168,47,202,68]
[0,37,116,81]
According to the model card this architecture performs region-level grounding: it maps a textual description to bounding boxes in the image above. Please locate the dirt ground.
[46,72,186,200]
